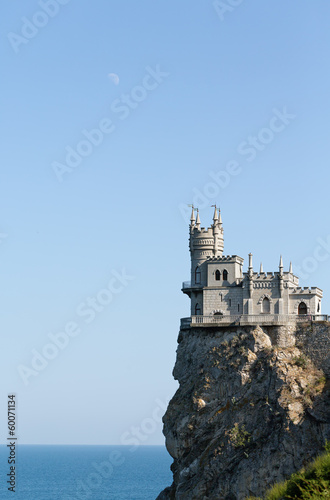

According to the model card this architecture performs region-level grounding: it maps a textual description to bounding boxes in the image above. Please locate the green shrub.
[229,423,251,448]
[247,443,330,499]
[293,355,308,369]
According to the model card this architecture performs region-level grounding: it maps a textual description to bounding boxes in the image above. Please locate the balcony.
[181,281,203,295]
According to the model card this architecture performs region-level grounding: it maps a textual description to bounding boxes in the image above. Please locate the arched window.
[195,267,201,284]
[223,269,228,281]
[195,303,201,316]
[215,270,221,281]
[262,297,270,314]
[298,302,307,315]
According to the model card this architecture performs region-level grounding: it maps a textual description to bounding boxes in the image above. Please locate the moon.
[108,73,120,85]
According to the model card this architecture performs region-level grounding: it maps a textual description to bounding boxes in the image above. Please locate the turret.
[212,205,222,257]
[189,206,195,252]
[190,206,195,228]
[248,253,253,279]
[247,253,254,313]
[279,255,284,298]
[279,255,283,277]
[212,205,218,223]
[196,209,201,230]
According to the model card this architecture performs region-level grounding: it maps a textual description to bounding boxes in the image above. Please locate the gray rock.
[157,324,330,500]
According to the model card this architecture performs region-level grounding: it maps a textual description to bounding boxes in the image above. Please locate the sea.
[0,445,172,499]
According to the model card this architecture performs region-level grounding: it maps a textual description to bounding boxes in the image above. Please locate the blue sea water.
[0,445,172,499]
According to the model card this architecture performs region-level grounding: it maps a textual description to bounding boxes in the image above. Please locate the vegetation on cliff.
[247,441,330,499]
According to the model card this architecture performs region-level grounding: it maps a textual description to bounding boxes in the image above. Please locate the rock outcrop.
[157,323,330,499]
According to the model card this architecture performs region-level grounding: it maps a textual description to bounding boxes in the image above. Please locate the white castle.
[182,207,323,327]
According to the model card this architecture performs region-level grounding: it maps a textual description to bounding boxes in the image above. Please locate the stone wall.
[295,322,330,377]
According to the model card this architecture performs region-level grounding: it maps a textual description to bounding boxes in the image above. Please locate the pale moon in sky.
[108,73,120,85]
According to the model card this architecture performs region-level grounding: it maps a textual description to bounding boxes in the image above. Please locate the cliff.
[157,322,330,500]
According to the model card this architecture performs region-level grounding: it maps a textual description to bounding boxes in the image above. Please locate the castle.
[182,207,323,327]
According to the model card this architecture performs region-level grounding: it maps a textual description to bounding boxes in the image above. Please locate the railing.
[312,314,329,321]
[181,281,203,290]
[240,314,296,325]
[295,314,329,322]
[190,314,291,326]
[191,314,241,325]
[181,314,329,328]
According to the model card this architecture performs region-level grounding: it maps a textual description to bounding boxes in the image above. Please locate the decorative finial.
[289,261,293,274]
[259,262,263,274]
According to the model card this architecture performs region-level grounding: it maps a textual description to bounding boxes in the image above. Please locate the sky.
[0,1,330,446]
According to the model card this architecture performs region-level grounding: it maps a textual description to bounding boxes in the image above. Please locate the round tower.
[189,206,224,287]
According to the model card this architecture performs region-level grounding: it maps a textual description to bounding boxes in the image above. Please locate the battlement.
[249,271,298,280]
[192,227,214,236]
[206,255,243,263]
[291,287,323,296]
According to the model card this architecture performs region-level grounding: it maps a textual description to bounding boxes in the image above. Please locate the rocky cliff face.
[157,323,330,500]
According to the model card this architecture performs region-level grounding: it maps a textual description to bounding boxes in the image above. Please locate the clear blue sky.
[0,1,330,445]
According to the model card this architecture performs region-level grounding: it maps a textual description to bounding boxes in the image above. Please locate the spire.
[190,205,195,225]
[289,261,293,274]
[259,262,263,274]
[212,205,218,222]
[279,255,283,277]
[218,208,222,225]
[196,209,201,230]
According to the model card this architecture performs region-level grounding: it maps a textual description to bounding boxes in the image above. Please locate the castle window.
[298,302,307,315]
[195,303,201,316]
[215,270,221,281]
[223,269,228,281]
[262,297,270,314]
[317,302,320,313]
[237,304,240,312]
[229,299,231,307]
[195,267,201,284]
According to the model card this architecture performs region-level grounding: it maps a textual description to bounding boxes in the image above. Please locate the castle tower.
[182,207,323,323]
[183,207,243,316]
[189,206,224,288]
